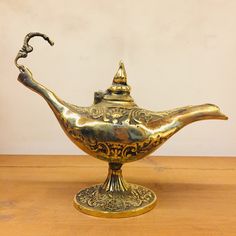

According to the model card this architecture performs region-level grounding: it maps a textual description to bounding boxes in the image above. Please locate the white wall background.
[0,0,235,156]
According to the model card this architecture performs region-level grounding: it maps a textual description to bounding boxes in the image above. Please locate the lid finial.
[103,61,134,102]
[113,61,127,85]
[108,61,130,94]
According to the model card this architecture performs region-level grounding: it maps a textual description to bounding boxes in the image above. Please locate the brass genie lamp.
[15,32,228,218]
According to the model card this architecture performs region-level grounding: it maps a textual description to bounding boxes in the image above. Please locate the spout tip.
[205,103,228,120]
[220,113,229,120]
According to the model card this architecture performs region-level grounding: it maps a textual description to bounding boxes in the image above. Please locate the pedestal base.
[74,163,157,218]
[74,183,157,218]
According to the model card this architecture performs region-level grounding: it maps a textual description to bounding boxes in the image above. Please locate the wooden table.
[0,155,236,236]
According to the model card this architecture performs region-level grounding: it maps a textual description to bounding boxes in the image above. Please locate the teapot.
[15,32,228,218]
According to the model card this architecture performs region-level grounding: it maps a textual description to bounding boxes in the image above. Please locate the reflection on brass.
[15,32,228,218]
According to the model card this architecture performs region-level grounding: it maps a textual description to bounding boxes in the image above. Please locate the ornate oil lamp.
[15,32,228,218]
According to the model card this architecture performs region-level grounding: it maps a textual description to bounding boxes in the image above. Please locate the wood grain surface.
[0,155,236,236]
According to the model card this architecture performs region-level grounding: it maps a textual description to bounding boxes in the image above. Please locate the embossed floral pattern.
[76,184,156,212]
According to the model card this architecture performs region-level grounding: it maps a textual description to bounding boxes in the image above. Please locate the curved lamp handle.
[15,32,54,72]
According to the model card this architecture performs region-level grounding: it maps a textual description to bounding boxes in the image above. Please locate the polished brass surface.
[15,32,228,218]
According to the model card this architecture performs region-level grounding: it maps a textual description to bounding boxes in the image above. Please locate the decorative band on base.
[74,184,157,218]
